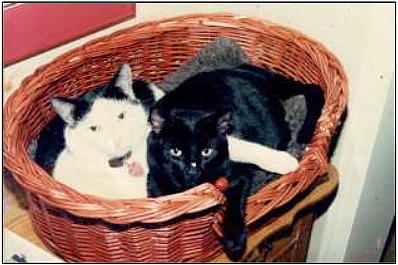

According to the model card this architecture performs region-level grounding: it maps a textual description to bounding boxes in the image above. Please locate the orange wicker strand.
[3,13,348,262]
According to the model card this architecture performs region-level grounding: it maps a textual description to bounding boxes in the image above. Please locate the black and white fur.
[51,64,153,199]
[44,64,298,199]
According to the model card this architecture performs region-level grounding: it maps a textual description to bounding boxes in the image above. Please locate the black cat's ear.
[51,97,77,125]
[216,110,233,135]
[149,107,165,134]
[104,63,135,100]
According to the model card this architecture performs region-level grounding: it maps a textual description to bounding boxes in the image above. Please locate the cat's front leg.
[227,136,299,174]
[147,173,164,198]
[221,176,250,261]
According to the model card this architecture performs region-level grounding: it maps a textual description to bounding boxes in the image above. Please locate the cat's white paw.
[272,151,299,174]
[257,151,299,174]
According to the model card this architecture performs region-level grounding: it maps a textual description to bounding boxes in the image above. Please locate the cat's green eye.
[169,148,183,157]
[201,148,214,157]
[89,125,98,132]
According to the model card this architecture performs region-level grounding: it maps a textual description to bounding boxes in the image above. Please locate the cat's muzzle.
[184,166,201,186]
[108,151,132,168]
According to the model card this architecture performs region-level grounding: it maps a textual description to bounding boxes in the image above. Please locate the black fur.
[147,109,232,195]
[102,66,133,101]
[34,117,66,172]
[237,64,325,144]
[131,80,157,111]
[146,64,324,260]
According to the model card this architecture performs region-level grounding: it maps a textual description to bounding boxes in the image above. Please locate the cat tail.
[247,66,325,144]
[297,84,325,144]
[159,38,249,92]
[273,79,325,144]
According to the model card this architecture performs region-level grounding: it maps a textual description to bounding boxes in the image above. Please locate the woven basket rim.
[3,12,348,225]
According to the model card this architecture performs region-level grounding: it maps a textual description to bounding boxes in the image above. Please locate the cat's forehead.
[92,97,133,111]
[163,109,219,142]
[170,109,210,128]
[80,98,140,122]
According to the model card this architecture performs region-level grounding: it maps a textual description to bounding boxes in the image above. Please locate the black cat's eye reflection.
[201,148,214,157]
[169,148,183,157]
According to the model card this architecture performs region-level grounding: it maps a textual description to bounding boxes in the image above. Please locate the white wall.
[343,76,395,262]
[3,3,395,262]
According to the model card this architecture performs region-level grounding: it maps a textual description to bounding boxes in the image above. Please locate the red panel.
[3,3,136,65]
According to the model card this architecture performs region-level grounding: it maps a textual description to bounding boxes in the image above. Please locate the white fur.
[51,98,75,125]
[150,83,165,101]
[53,98,149,199]
[227,136,299,174]
[116,64,135,99]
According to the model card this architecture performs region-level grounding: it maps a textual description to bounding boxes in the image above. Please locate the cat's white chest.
[53,150,148,199]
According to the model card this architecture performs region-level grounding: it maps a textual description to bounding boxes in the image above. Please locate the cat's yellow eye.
[169,148,183,157]
[201,148,214,157]
[89,125,98,132]
[118,112,125,120]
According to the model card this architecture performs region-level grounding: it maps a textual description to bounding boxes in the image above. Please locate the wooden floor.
[3,165,338,262]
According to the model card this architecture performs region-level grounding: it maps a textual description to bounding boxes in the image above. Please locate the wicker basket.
[3,13,348,262]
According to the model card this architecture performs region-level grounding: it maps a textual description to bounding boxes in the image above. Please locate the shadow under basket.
[3,13,348,262]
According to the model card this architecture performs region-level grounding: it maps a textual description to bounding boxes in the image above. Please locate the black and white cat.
[41,64,298,199]
[49,65,155,199]
[146,64,324,260]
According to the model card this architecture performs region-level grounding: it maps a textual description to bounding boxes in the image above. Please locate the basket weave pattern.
[4,13,347,262]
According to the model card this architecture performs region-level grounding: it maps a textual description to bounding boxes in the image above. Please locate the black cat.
[146,64,324,260]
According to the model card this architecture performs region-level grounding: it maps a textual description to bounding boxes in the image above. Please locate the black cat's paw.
[221,229,248,261]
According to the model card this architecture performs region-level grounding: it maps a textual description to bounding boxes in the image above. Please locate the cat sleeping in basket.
[37,64,299,199]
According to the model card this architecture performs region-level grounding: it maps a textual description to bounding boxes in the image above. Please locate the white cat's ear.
[106,63,135,100]
[116,64,133,95]
[51,97,76,125]
[149,108,165,134]
[148,83,165,101]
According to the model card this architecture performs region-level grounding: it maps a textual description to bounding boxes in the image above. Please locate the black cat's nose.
[185,162,201,179]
